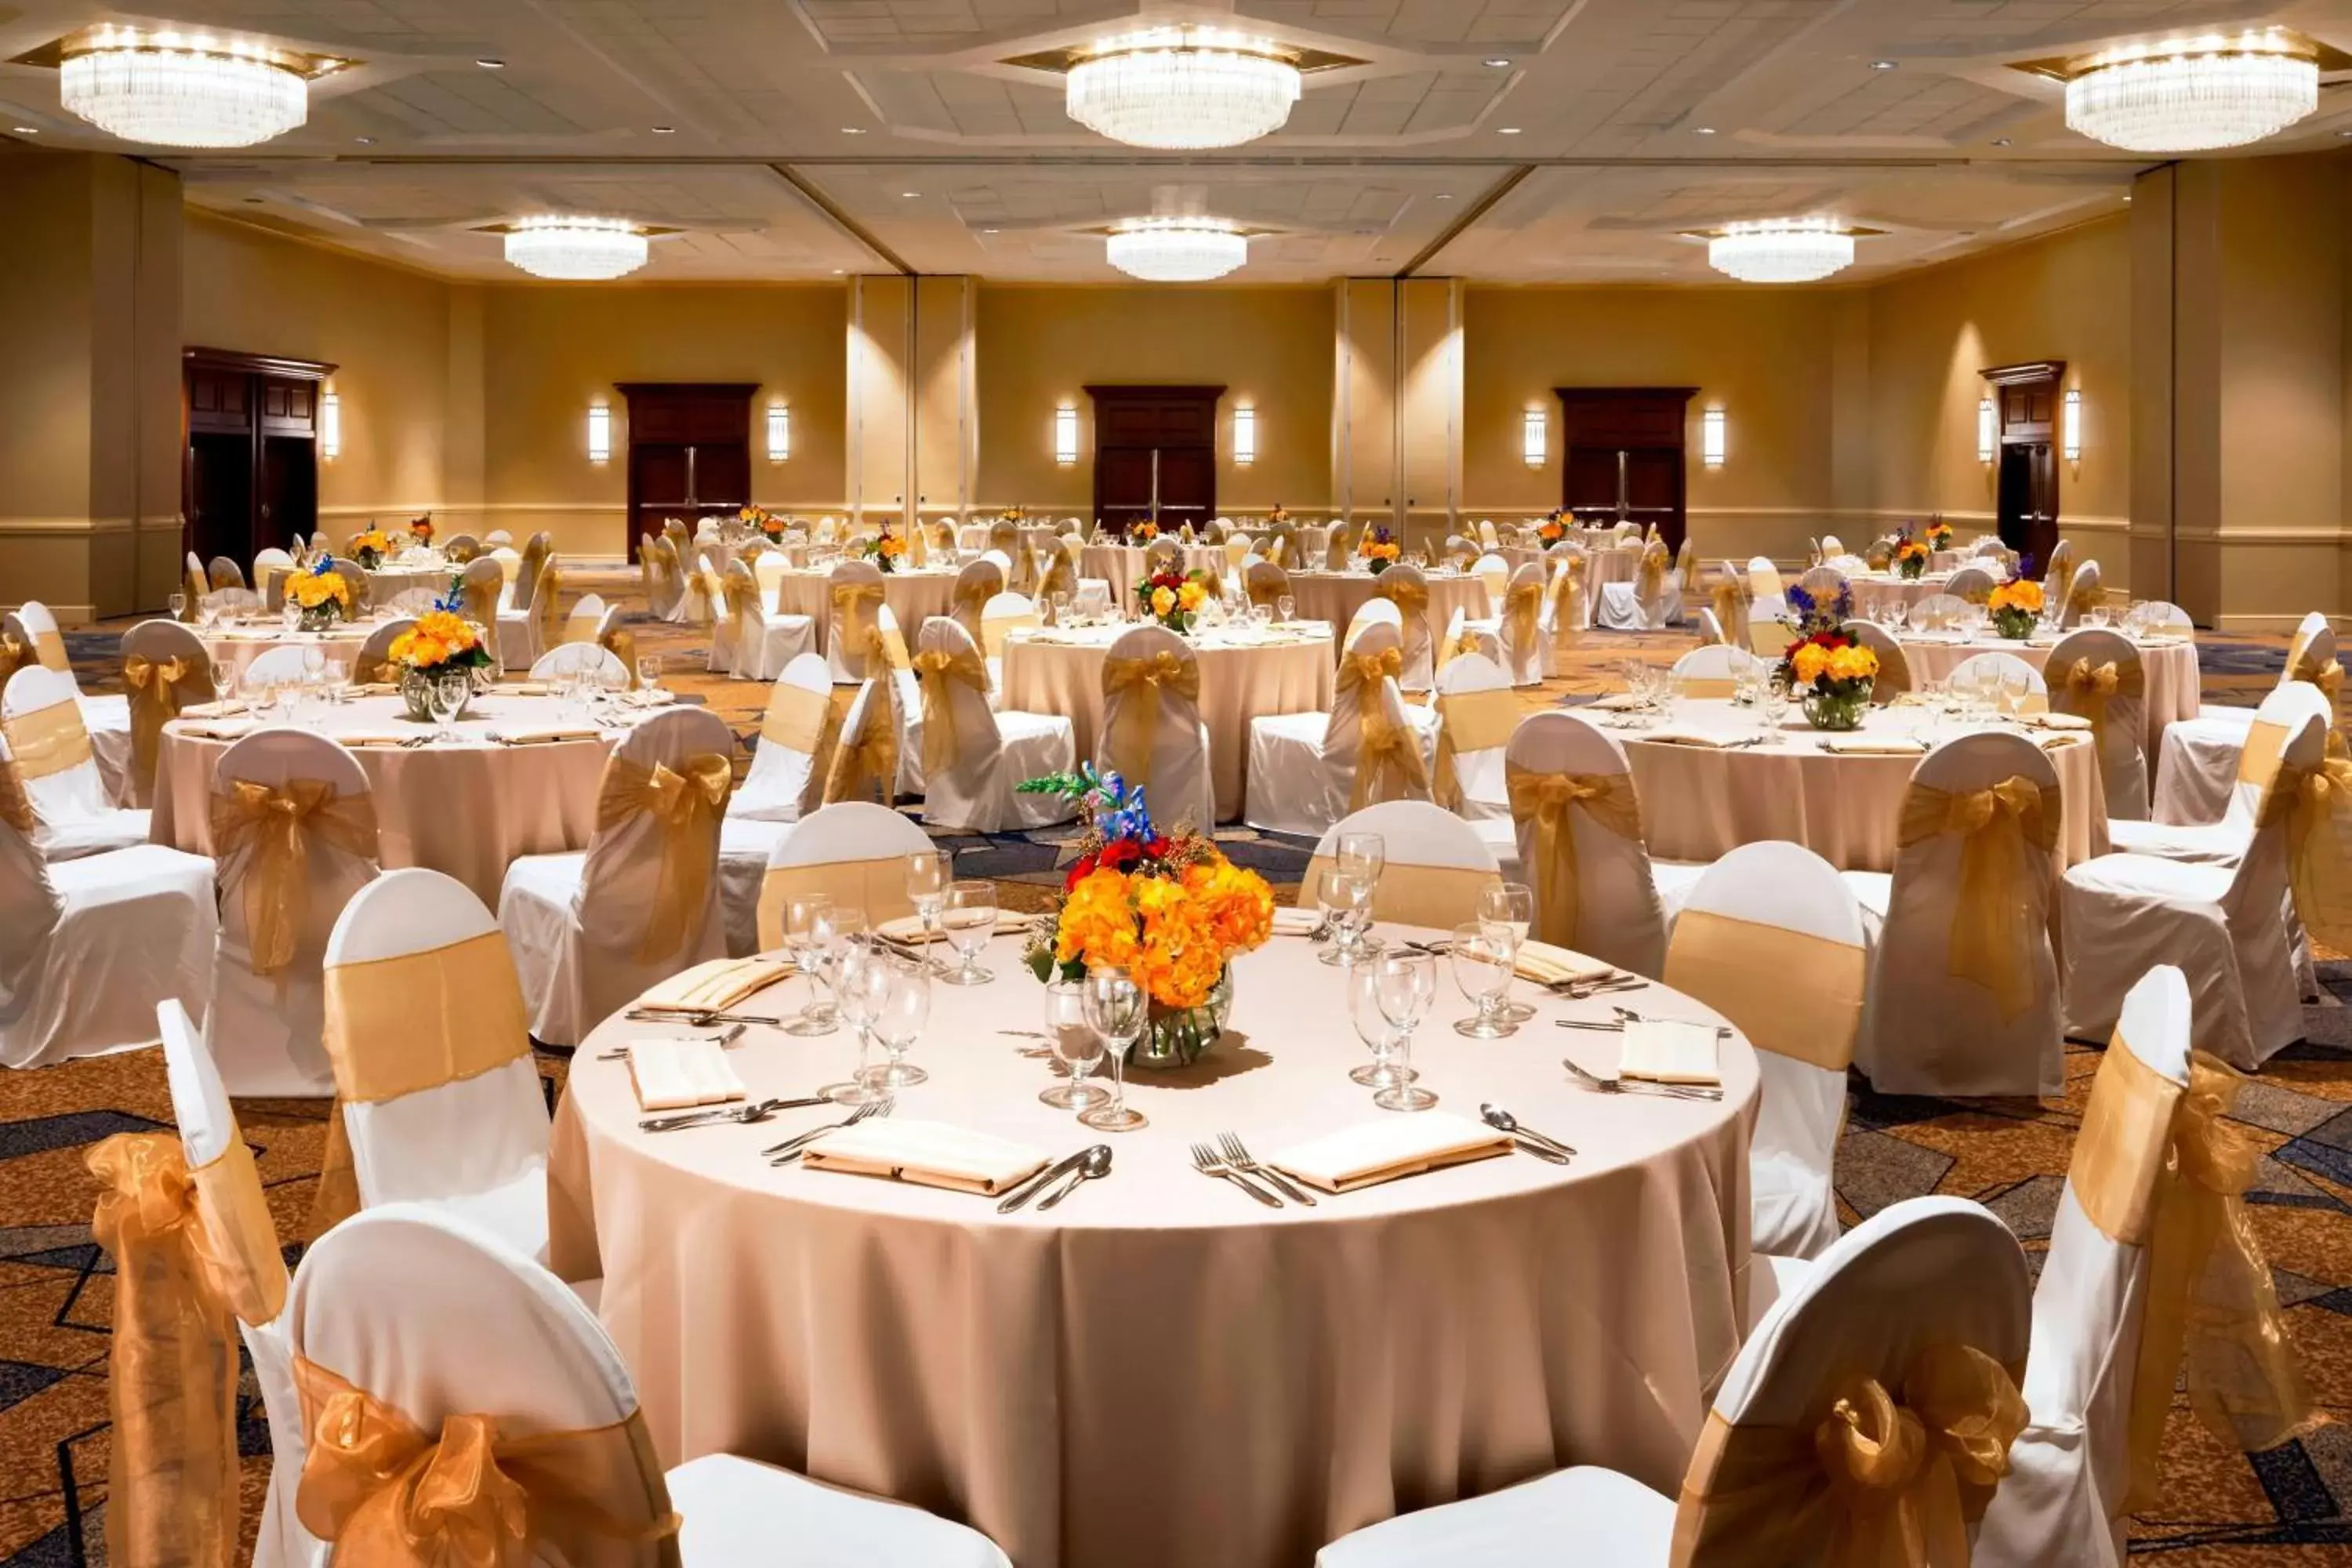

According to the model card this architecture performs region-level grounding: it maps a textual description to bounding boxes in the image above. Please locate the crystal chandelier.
[503,216,651,281]
[60,27,310,147]
[1106,218,1248,281]
[1708,219,1854,284]
[2063,31,2318,153]
[1068,28,1301,149]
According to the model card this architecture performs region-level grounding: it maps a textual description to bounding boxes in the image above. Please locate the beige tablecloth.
[548,928,1758,1568]
[150,691,626,904]
[771,568,957,654]
[1286,571,1490,653]
[1081,544,1229,611]
[264,559,450,610]
[999,626,1334,821]
[1896,633,2199,753]
[1847,573,1953,618]
[201,621,384,687]
[1621,698,2111,872]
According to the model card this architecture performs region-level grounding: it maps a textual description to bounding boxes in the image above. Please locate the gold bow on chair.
[913,645,990,777]
[2263,756,2352,954]
[1671,1343,2025,1568]
[125,654,210,804]
[1102,649,1200,789]
[1505,764,1645,948]
[2289,647,2344,699]
[293,1358,678,1568]
[209,779,380,974]
[1550,561,1587,653]
[459,576,503,666]
[1711,578,1747,643]
[2060,658,2142,758]
[1637,544,1668,601]
[1376,575,1429,621]
[600,626,640,689]
[1896,776,2057,1022]
[0,631,27,684]
[1338,644,1404,695]
[830,581,887,667]
[1349,706,1431,810]
[721,572,760,645]
[1500,581,1542,660]
[822,699,898,808]
[596,753,732,962]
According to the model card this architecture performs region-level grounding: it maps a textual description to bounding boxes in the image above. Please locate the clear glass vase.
[1127,968,1233,1070]
[1802,686,1870,731]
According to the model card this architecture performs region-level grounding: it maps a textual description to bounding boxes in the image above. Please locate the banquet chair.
[0,770,212,1067]
[4,601,125,762]
[1671,539,1699,609]
[207,729,379,1097]
[1795,564,1849,608]
[499,706,736,1047]
[1502,712,1699,978]
[1666,643,1759,696]
[979,590,1040,689]
[758,798,931,946]
[1596,542,1675,631]
[1431,652,1519,838]
[1745,616,1800,659]
[2061,706,2325,1070]
[1244,557,1291,610]
[1745,556,1787,621]
[458,555,505,668]
[1096,624,1214,830]
[118,618,217,806]
[558,591,612,645]
[1835,619,1911,702]
[1472,561,1546,687]
[1864,539,1893,571]
[1947,651,2049,712]
[497,532,553,670]
[486,528,514,549]
[1470,553,1510,601]
[1301,522,1332,564]
[1694,607,1727,647]
[727,558,816,681]
[1539,558,1587,677]
[1372,562,1438,690]
[2,664,150,858]
[1073,579,1114,620]
[1316,1196,2031,1568]
[2042,539,2077,609]
[1145,536,1185,575]
[182,550,210,612]
[1477,518,1501,551]
[2156,613,2332,825]
[524,558,572,668]
[913,616,1076,832]
[146,999,314,1568]
[1846,732,2066,1098]
[322,557,372,612]
[648,535,691,622]
[1221,534,1251,586]
[2060,560,2103,628]
[822,675,905,809]
[2136,600,2195,634]
[321,868,554,1258]
[825,558,898,684]
[717,658,838,953]
[1911,591,1971,630]
[530,642,629,683]
[252,547,296,610]
[1246,619,1435,838]
[1037,543,1078,606]
[1439,607,1502,672]
[1945,564,1998,604]
[1305,800,1501,928]
[205,554,245,591]
[441,533,481,563]
[1817,533,1844,558]
[950,557,1004,644]
[290,1205,1015,1567]
[240,644,317,688]
[2047,628,2149,820]
[1666,842,1866,1262]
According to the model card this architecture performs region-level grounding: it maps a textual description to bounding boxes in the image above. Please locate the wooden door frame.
[182,347,335,561]
[1981,361,2064,564]
[616,383,757,561]
[1554,387,1697,550]
[1084,383,1224,532]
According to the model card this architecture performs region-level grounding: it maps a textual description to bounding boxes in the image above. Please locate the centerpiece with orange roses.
[387,601,495,720]
[408,514,434,547]
[1778,581,1877,731]
[1019,765,1275,1067]
[350,528,395,570]
[1925,520,1954,552]
[1987,573,2044,641]
[287,561,354,633]
[1135,567,1212,632]
[1892,534,1932,581]
[1535,509,1570,547]
[859,522,909,574]
[1357,524,1401,574]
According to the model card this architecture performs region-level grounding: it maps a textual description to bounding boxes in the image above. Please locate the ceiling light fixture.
[651,124,674,134]
[1484,57,1511,68]
[1870,59,1898,71]
[11,126,34,134]
[475,57,504,69]
[840,125,865,133]
[1497,125,1522,134]
[2058,29,2321,151]
[1692,125,1716,135]
[1066,27,1301,149]
[1105,216,1247,281]
[1707,218,1855,284]
[503,216,650,281]
[60,26,321,147]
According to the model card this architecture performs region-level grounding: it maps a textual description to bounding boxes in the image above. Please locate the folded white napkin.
[1516,941,1615,986]
[875,912,1032,944]
[1272,907,1323,938]
[626,1038,746,1111]
[1584,692,1646,713]
[1269,1111,1513,1194]
[176,717,259,740]
[637,956,794,1014]
[1640,728,1737,750]
[179,699,249,719]
[488,722,601,745]
[2020,711,2092,731]
[801,1120,1051,1196]
[335,728,419,748]
[503,681,553,696]
[1620,1018,1722,1086]
[1817,735,1929,756]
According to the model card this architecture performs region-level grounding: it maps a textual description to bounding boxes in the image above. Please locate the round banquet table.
[546,927,1759,1568]
[998,623,1334,821]
[771,568,957,654]
[263,558,450,608]
[1620,697,2111,872]
[201,619,383,685]
[1080,543,1229,611]
[1846,572,1953,618]
[1286,570,1490,654]
[1896,630,2200,753]
[149,691,633,905]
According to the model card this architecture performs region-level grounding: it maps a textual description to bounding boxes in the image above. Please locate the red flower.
[1065,849,1101,891]
[1100,839,1145,873]
[1144,836,1171,859]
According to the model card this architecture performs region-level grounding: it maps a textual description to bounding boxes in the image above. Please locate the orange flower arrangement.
[1987,577,2045,640]
[387,608,493,675]
[287,567,353,617]
[1535,510,1568,546]
[408,514,434,543]
[350,528,395,568]
[858,523,909,574]
[1131,520,1160,543]
[1892,535,1931,580]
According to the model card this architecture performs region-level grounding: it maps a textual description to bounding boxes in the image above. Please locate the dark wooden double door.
[1985,363,2063,570]
[1087,384,1221,534]
[619,383,755,559]
[184,350,333,564]
[1556,387,1695,553]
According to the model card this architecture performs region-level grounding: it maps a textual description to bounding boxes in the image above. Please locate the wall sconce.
[587,401,612,464]
[767,402,790,463]
[1976,397,1996,464]
[1522,408,1546,467]
[320,390,342,462]
[1700,407,1726,469]
[2062,387,2082,463]
[1054,404,1079,466]
[1232,404,1256,466]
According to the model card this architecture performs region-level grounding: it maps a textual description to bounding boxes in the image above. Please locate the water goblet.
[1348,960,1417,1089]
[1479,882,1537,1023]
[1039,978,1109,1109]
[1450,920,1518,1038]
[938,880,997,985]
[824,934,890,1105]
[1335,830,1386,883]
[1372,951,1439,1112]
[281,602,301,634]
[905,850,952,969]
[1250,604,1274,633]
[1315,866,1374,967]
[868,954,931,1089]
[636,655,662,702]
[323,659,349,705]
[1276,593,1296,624]
[302,644,327,685]
[168,592,186,620]
[1051,591,1071,626]
[430,672,469,742]
[782,895,840,1036]
[1077,967,1149,1131]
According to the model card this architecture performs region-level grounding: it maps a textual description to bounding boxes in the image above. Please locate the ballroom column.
[847,274,913,529]
[1331,277,1464,549]
[1398,277,1465,543]
[911,275,977,524]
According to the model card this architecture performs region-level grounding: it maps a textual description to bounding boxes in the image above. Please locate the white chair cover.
[1244,619,1436,838]
[1094,625,1214,831]
[757,799,933,947]
[2046,628,2148,821]
[2060,559,2103,628]
[1745,556,1787,622]
[1487,561,1546,687]
[949,558,1004,645]
[118,619,217,805]
[1374,563,1438,691]
[1944,564,1998,605]
[2158,616,2335,826]
[2118,682,2332,863]
[530,643,628,682]
[1305,800,1500,930]
[1432,653,1517,829]
[3,664,148,858]
[1837,619,1911,701]
[825,559,891,684]
[1501,711,1679,979]
[1668,643,1762,696]
[913,616,1076,831]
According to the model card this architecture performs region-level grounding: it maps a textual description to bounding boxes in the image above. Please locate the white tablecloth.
[1847,573,1953,619]
[1285,571,1490,654]
[549,927,1759,1568]
[264,558,451,610]
[201,620,385,686]
[1896,633,2199,753]
[1080,544,1229,612]
[770,569,958,654]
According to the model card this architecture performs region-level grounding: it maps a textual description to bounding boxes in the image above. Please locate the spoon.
[1479,1103,1578,1160]
[1036,1145,1112,1211]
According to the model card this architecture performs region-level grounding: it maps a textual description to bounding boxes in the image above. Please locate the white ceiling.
[2,0,2347,283]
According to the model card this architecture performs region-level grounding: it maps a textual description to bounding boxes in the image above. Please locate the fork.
[639,1094,826,1133]
[1560,1057,1722,1102]
[1190,1142,1281,1207]
[1218,1133,1314,1207]
[764,1099,891,1161]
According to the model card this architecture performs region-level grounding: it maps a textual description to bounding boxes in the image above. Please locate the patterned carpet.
[7,573,2352,1565]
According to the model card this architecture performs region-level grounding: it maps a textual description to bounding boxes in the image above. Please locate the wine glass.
[1479,882,1537,1023]
[1372,951,1439,1112]
[1078,967,1149,1131]
[302,644,327,685]
[1348,960,1417,1090]
[824,935,889,1105]
[867,954,931,1089]
[782,895,839,1036]
[938,880,997,985]
[905,850,952,969]
[168,592,186,621]
[1039,978,1109,1109]
[427,671,468,742]
[1336,830,1385,883]
[1051,590,1071,626]
[1450,920,1518,1038]
[637,655,662,702]
[1276,593,1296,624]
[323,659,349,706]
[1315,866,1372,968]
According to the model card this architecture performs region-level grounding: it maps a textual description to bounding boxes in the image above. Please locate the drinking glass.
[168,592,186,620]
[197,600,220,631]
[302,644,326,684]
[1348,960,1416,1089]
[868,954,931,1089]
[1276,593,1296,624]
[1316,866,1377,967]
[782,895,839,1036]
[323,659,349,705]
[1759,683,1789,741]
[637,655,662,701]
[825,935,890,1105]
[1051,591,1071,626]
[1450,920,1518,1038]
[282,603,300,634]
[1250,604,1274,633]
[1078,967,1149,1131]
[1335,830,1386,882]
[905,850,952,969]
[1372,951,1439,1112]
[428,672,467,742]
[938,880,997,985]
[1479,882,1537,1023]
[1039,977,1109,1109]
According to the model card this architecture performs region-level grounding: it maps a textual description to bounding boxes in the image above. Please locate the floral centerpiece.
[350,528,394,570]
[408,514,434,547]
[998,505,1028,526]
[1925,520,1954,552]
[1892,534,1931,581]
[1267,504,1289,524]
[858,522,909,575]
[1780,630,1878,731]
[739,503,782,542]
[1535,509,1569,547]
[1987,575,2044,641]
[387,605,495,721]
[1018,766,1275,1068]
[1130,519,1160,544]
[288,561,354,632]
[1136,568,1212,632]
[1357,524,1400,575]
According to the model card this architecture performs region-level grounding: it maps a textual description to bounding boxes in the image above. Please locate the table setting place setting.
[1579,660,2090,755]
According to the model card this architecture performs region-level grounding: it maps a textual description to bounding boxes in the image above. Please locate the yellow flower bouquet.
[1987,577,2044,641]
[387,607,494,720]
[1778,628,1880,731]
[1893,535,1931,581]
[350,528,395,569]
[859,523,909,575]
[287,563,354,631]
[1925,521,1954,551]
[1134,567,1212,632]
[1130,519,1160,544]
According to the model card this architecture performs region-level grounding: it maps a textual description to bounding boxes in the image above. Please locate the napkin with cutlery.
[1272,907,1323,938]
[875,912,1034,944]
[1583,692,1646,713]
[179,699,249,719]
[1620,1018,1722,1086]
[1817,735,1929,756]
[2019,711,2092,731]
[636,956,795,1015]
[1515,941,1617,986]
[335,729,423,749]
[801,1120,1050,1196]
[176,717,260,740]
[503,682,552,695]
[626,1037,746,1112]
[487,721,602,745]
[1640,728,1739,750]
[1268,1111,1513,1194]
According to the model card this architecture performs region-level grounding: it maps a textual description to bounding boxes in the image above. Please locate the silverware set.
[622,1007,782,1028]
[764,1099,892,1163]
[601,1022,747,1061]
[639,1094,829,1133]
[1479,1104,1576,1163]
[1559,1057,1723,1102]
[1189,1132,1310,1207]
[997,1146,1096,1211]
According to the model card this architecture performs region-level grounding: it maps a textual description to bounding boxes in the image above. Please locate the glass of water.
[1450,920,1519,1038]
[906,850,952,969]
[938,880,997,985]
[782,895,839,1036]
[1479,882,1537,1023]
[1373,951,1439,1112]
[1078,967,1149,1131]
[1039,978,1109,1109]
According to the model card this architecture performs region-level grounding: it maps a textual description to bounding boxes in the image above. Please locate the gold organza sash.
[1670,1345,2025,1568]
[1377,575,1429,619]
[3,700,93,781]
[679,568,714,628]
[2237,718,2290,790]
[822,692,898,807]
[2261,757,2352,954]
[1711,579,1744,641]
[535,564,566,650]
[323,930,532,1105]
[1350,708,1430,811]
[1247,572,1286,609]
[1338,645,1403,695]
[913,646,990,777]
[1896,777,2058,1022]
[0,753,32,831]
[1677,677,1737,699]
[723,571,759,641]
[600,626,640,688]
[1548,561,1585,652]
[950,577,993,630]
[760,683,839,758]
[1501,582,1541,655]
[2288,646,2343,698]
[757,855,919,948]
[1637,546,1667,600]
[2060,658,2143,758]
[209,780,380,973]
[1505,764,1644,949]
[1432,688,1522,810]
[1663,909,1866,1073]
[294,1358,679,1568]
[33,627,69,670]
[126,653,212,799]
[1102,649,1200,789]
[831,581,886,666]
[0,631,27,684]
[596,753,731,961]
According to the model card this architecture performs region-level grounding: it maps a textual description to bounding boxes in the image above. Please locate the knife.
[996,1149,1092,1213]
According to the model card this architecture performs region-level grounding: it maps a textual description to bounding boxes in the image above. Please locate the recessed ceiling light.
[652,125,674,134]
[900,190,920,198]
[1693,125,1716,135]
[476,58,505,69]
[841,126,865,134]
[2123,194,2132,202]
[1991,136,2011,147]
[1870,59,1897,71]
[1497,125,1521,134]
[354,135,374,144]
[2339,129,2352,138]
[1434,193,1453,201]
[1483,57,1511,68]
[12,125,35,134]
[982,227,999,234]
